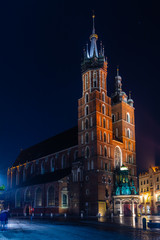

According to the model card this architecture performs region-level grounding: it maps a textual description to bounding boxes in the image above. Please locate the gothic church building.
[6,16,137,217]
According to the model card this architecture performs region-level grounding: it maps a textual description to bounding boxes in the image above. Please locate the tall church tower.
[78,15,113,216]
[71,15,137,217]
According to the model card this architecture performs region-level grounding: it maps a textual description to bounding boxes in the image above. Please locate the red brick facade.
[6,18,137,217]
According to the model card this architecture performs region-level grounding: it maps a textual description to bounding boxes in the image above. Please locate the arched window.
[112,114,115,122]
[114,146,122,168]
[15,190,21,207]
[85,74,89,90]
[102,104,105,114]
[25,188,31,202]
[102,73,105,89]
[85,105,89,116]
[85,118,89,129]
[41,162,45,174]
[102,92,105,102]
[82,120,84,130]
[85,132,89,143]
[104,146,107,157]
[35,188,42,207]
[81,134,83,144]
[116,128,118,138]
[107,120,109,129]
[127,128,130,138]
[85,147,90,158]
[61,187,68,208]
[100,131,102,140]
[108,134,110,143]
[50,157,55,172]
[48,186,55,206]
[99,116,102,126]
[127,112,130,123]
[104,132,106,142]
[103,118,106,128]
[85,93,89,103]
[93,71,97,87]
[62,155,66,169]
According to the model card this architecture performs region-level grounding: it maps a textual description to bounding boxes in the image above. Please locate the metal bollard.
[81,213,83,218]
[64,213,67,218]
[142,217,146,230]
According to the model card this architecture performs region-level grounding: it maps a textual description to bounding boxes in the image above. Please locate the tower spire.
[92,12,95,34]
[89,13,98,58]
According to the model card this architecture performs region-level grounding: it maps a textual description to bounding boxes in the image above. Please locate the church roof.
[12,126,78,167]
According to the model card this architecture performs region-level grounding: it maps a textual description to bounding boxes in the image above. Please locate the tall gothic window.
[102,104,105,114]
[85,74,89,90]
[102,73,105,89]
[48,186,55,206]
[127,128,130,138]
[85,147,90,158]
[93,71,97,87]
[102,92,105,102]
[85,118,89,129]
[114,146,122,168]
[103,118,106,128]
[112,114,115,122]
[36,188,42,207]
[85,132,89,144]
[104,146,107,157]
[85,93,89,103]
[85,105,89,116]
[82,120,84,130]
[127,112,130,123]
[104,132,106,142]
[61,188,68,208]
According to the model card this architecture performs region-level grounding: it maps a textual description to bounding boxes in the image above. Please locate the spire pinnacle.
[92,12,95,34]
[129,91,131,99]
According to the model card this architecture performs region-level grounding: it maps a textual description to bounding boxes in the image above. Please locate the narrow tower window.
[127,112,130,123]
[102,92,105,102]
[85,93,89,103]
[85,74,89,90]
[93,71,97,88]
[85,118,89,129]
[102,104,105,114]
[85,106,89,116]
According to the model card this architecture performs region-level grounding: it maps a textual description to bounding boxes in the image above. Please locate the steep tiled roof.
[12,126,78,167]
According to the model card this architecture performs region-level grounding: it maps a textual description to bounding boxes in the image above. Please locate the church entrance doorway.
[124,203,132,216]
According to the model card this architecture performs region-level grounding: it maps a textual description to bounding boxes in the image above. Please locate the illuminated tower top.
[81,14,107,73]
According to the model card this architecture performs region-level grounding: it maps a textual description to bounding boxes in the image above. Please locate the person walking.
[0,210,7,231]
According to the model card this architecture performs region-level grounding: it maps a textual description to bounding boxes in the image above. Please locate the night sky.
[0,0,160,183]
